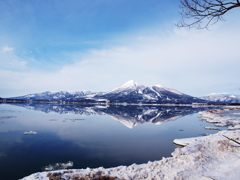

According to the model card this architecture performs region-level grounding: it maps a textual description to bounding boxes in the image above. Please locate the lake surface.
[0,103,226,179]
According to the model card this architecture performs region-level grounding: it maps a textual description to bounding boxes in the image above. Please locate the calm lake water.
[0,103,226,179]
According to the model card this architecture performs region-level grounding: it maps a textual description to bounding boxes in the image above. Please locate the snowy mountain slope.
[153,85,184,95]
[201,93,240,104]
[8,80,209,104]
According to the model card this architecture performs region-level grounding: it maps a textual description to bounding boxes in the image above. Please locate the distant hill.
[201,93,240,104]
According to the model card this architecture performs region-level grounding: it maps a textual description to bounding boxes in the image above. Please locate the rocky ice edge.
[21,107,240,180]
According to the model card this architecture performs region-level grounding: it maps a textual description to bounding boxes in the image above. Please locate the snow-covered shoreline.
[22,107,240,180]
[199,107,240,130]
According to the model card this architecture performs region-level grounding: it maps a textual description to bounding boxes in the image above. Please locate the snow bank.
[21,107,240,180]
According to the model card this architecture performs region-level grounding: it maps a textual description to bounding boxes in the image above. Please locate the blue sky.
[0,0,239,97]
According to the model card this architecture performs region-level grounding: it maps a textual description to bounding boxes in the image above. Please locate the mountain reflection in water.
[10,103,219,128]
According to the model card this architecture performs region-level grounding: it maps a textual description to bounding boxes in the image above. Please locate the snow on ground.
[22,107,240,180]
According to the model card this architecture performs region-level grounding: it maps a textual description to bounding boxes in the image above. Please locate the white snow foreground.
[22,130,240,180]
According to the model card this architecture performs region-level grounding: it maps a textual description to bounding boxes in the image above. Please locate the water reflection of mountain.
[9,103,219,128]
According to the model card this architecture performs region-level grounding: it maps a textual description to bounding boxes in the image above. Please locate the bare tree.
[177,0,240,29]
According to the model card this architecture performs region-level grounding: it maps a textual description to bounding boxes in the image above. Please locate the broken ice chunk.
[23,131,37,135]
[42,161,73,171]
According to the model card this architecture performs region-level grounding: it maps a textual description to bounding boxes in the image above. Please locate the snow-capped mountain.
[94,80,207,104]
[201,93,240,104]
[8,80,209,104]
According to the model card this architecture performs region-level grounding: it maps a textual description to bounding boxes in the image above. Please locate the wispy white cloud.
[51,21,239,95]
[1,12,240,98]
[0,46,27,70]
[1,46,14,52]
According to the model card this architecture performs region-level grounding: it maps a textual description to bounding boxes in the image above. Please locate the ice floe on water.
[21,107,240,180]
[42,161,73,171]
[23,131,37,135]
[204,127,219,130]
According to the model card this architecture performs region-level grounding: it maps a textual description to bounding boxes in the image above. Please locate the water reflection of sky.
[0,103,226,180]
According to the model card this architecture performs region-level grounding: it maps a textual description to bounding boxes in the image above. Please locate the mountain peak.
[108,80,145,93]
[121,80,138,88]
[155,84,164,88]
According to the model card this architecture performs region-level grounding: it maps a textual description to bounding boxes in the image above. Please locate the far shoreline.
[0,98,236,107]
